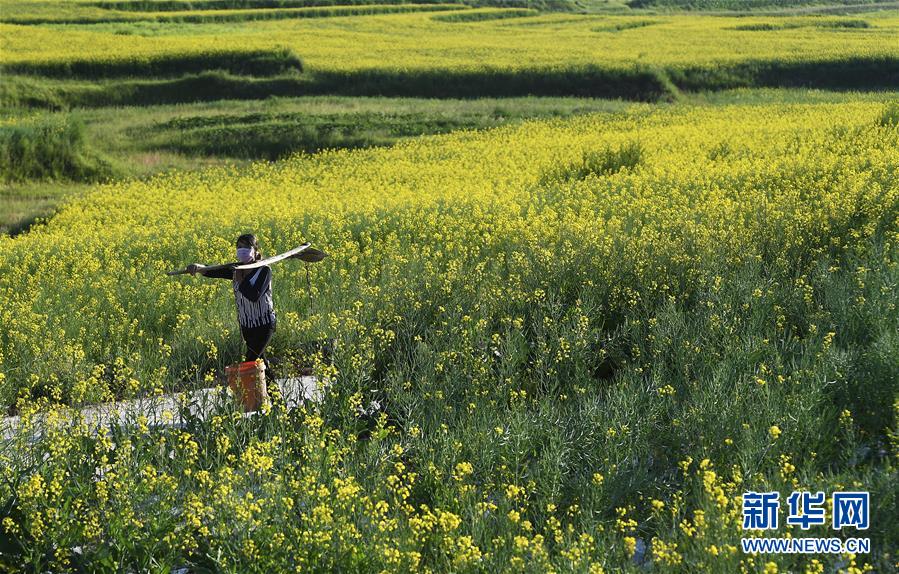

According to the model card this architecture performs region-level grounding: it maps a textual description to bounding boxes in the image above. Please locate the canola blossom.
[1,99,896,405]
[0,99,897,571]
[1,10,898,72]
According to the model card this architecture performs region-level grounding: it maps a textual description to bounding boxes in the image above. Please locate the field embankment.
[3,10,898,107]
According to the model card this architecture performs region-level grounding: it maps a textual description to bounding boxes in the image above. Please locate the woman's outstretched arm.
[188,263,235,279]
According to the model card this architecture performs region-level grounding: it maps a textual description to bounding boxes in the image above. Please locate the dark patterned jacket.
[204,265,275,328]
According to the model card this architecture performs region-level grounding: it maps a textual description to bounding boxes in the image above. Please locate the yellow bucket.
[225,360,267,412]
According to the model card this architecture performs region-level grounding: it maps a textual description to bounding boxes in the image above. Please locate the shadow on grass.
[3,65,675,109]
[5,56,898,110]
[5,213,51,238]
[1,48,303,79]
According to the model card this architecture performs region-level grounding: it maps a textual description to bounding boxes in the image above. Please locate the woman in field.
[186,233,276,370]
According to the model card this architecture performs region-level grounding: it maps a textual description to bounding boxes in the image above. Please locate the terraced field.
[2,8,898,105]
[1,0,897,571]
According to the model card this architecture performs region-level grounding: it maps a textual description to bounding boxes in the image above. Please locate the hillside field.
[1,0,897,571]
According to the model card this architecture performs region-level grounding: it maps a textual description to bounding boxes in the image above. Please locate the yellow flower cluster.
[2,10,898,74]
[1,92,895,571]
[0,98,888,405]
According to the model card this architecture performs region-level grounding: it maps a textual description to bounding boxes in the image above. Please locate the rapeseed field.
[1,99,896,571]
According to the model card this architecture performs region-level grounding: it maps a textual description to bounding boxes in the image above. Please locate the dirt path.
[1,377,322,442]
